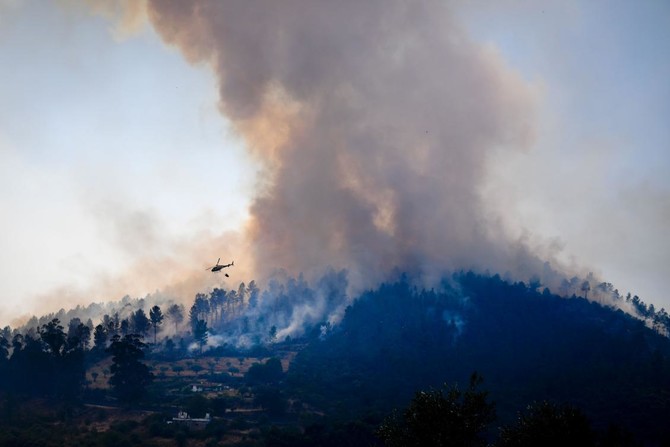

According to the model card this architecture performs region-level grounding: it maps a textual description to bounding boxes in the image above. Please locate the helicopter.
[206,258,234,276]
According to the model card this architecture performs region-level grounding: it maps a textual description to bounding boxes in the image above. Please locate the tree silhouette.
[93,324,108,350]
[149,305,164,344]
[39,319,66,357]
[237,282,247,311]
[245,357,284,384]
[67,321,90,351]
[110,312,120,336]
[498,401,595,447]
[209,288,227,324]
[120,319,130,336]
[0,335,9,361]
[191,293,211,324]
[67,317,82,340]
[166,304,184,333]
[0,336,9,391]
[377,373,495,447]
[22,319,86,399]
[193,319,208,354]
[106,334,154,405]
[132,309,150,337]
[228,290,238,316]
[248,280,260,308]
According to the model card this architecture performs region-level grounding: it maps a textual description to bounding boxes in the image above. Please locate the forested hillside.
[288,273,670,444]
[0,271,668,445]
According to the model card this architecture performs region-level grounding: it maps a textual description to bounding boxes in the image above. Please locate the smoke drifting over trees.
[1,4,669,445]
[1,1,641,328]
[3,0,668,335]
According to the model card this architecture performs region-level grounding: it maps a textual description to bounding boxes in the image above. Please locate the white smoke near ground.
[197,269,350,348]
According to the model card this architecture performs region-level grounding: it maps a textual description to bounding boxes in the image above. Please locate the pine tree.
[149,305,164,344]
[166,304,184,333]
[193,319,208,354]
[107,334,154,405]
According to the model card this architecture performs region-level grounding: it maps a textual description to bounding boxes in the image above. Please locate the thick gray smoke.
[145,1,557,291]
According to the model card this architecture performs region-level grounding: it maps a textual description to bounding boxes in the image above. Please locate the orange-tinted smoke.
[144,0,552,290]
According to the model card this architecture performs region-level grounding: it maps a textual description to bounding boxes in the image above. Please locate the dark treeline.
[0,318,86,400]
[0,271,668,445]
[4,271,348,357]
[4,268,669,362]
[286,272,670,445]
[0,273,345,405]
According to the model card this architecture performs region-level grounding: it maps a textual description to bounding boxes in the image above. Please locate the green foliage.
[377,373,495,447]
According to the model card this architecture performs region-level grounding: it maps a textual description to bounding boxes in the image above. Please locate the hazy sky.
[0,0,256,323]
[0,1,668,325]
[461,0,670,307]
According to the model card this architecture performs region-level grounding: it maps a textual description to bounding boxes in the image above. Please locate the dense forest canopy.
[0,270,668,445]
[5,268,669,348]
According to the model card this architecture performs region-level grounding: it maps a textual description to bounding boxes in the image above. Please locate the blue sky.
[0,1,668,324]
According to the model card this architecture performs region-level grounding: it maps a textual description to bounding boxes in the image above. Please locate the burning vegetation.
[0,271,668,445]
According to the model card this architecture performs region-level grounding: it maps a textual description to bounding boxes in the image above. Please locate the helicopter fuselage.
[209,261,233,272]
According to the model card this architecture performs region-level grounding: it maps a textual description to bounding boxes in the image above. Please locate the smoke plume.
[143,0,552,290]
